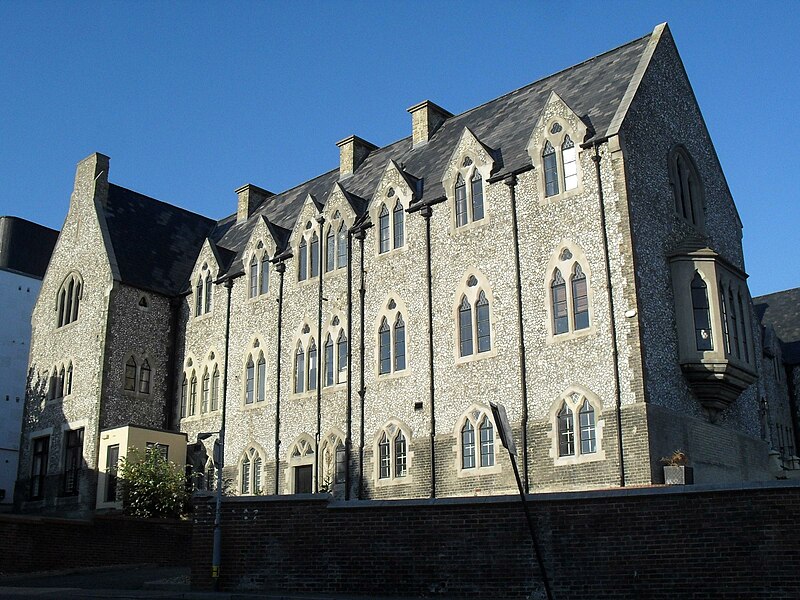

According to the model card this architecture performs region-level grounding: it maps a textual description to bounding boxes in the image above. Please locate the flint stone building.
[16,23,799,515]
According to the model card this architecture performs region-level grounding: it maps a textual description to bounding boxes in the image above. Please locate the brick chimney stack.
[236,184,273,223]
[336,135,377,179]
[407,100,452,148]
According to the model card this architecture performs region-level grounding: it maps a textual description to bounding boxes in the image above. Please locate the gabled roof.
[99,25,660,293]
[753,288,800,365]
[103,184,216,296]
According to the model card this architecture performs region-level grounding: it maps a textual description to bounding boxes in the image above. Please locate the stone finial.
[235,183,273,223]
[72,152,110,208]
[407,100,452,147]
[336,135,377,179]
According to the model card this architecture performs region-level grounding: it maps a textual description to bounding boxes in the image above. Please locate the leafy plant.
[118,447,189,518]
[660,449,689,467]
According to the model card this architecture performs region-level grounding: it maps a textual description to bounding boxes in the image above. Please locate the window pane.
[241,458,250,494]
[310,233,319,277]
[31,436,49,499]
[461,421,475,469]
[125,358,136,391]
[572,265,589,331]
[324,335,334,387]
[211,367,219,411]
[105,444,119,502]
[257,356,266,402]
[204,275,212,313]
[308,341,317,391]
[558,404,575,457]
[326,228,335,272]
[253,456,262,493]
[394,315,406,371]
[335,444,346,484]
[337,331,348,380]
[337,223,348,269]
[552,270,568,334]
[395,432,407,477]
[250,257,258,298]
[543,141,559,197]
[455,174,468,227]
[480,417,494,467]
[691,273,713,351]
[379,434,390,479]
[579,401,596,454]
[471,172,484,221]
[295,346,305,394]
[201,371,210,413]
[728,289,739,358]
[476,291,491,353]
[195,280,203,316]
[63,428,84,495]
[459,297,473,357]
[379,319,391,375]
[562,137,577,191]
[393,201,404,249]
[139,360,151,394]
[379,205,390,253]
[180,377,187,418]
[190,374,197,416]
[260,255,269,295]
[298,239,307,281]
[245,359,254,404]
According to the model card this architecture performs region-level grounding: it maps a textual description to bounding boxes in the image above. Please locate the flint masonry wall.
[192,481,800,599]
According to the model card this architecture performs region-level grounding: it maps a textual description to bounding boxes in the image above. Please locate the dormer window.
[375,189,406,256]
[297,221,321,282]
[248,243,270,299]
[195,264,213,317]
[452,157,485,228]
[543,130,579,198]
[325,212,349,273]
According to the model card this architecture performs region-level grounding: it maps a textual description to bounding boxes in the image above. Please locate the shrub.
[118,446,188,518]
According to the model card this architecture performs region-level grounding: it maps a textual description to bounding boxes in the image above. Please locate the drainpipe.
[504,174,530,493]
[212,277,234,589]
[345,227,354,500]
[421,204,437,498]
[355,226,367,500]
[315,215,325,493]
[592,143,626,487]
[274,260,286,495]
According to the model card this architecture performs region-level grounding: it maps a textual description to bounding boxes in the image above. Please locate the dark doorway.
[294,465,312,493]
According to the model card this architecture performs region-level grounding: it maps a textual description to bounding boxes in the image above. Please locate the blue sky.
[1,2,797,296]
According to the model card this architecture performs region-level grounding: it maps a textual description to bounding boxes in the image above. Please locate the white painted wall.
[0,269,41,506]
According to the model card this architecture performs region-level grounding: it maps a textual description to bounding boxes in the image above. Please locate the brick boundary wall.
[0,513,191,574]
[192,481,800,599]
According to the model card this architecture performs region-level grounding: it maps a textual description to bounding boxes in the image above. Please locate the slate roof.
[99,27,656,295]
[104,184,217,296]
[0,216,59,278]
[753,288,800,365]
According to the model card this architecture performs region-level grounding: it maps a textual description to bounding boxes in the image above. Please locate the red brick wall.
[0,513,190,574]
[192,482,800,599]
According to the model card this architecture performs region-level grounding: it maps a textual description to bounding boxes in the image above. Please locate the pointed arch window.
[310,232,319,278]
[308,339,318,391]
[241,455,251,494]
[65,363,73,396]
[245,356,255,404]
[571,264,589,330]
[58,366,65,398]
[394,314,406,371]
[337,223,348,268]
[553,391,602,462]
[257,353,266,402]
[549,247,593,339]
[180,375,188,418]
[57,274,82,327]
[552,269,568,334]
[479,417,495,467]
[324,334,334,388]
[461,421,476,469]
[459,296,473,357]
[325,227,336,273]
[201,369,210,413]
[395,431,407,477]
[557,403,574,457]
[579,400,596,454]
[691,273,713,351]
[189,371,198,416]
[393,201,405,249]
[378,204,390,254]
[375,423,410,482]
[295,343,305,394]
[457,277,493,359]
[260,254,269,295]
[562,135,577,191]
[337,330,348,381]
[455,173,468,227]
[249,256,258,298]
[471,171,484,221]
[204,273,212,314]
[543,140,559,197]
[211,366,220,411]
[378,432,391,479]
[379,318,391,375]
[298,238,308,281]
[139,359,151,395]
[125,358,137,392]
[195,279,203,316]
[669,146,705,228]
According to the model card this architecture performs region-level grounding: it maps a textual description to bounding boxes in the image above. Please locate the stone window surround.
[291,319,319,398]
[371,419,413,488]
[453,404,502,478]
[201,349,222,414]
[284,434,316,494]
[122,352,153,397]
[546,386,606,466]
[443,151,492,234]
[242,336,268,408]
[193,263,215,320]
[295,220,322,285]
[374,294,409,380]
[668,144,705,231]
[531,116,587,204]
[246,241,273,302]
[180,352,222,419]
[452,269,497,365]
[544,240,597,344]
[369,186,410,258]
[137,293,150,311]
[323,212,354,275]
[46,359,75,402]
[237,442,267,495]
[319,429,346,490]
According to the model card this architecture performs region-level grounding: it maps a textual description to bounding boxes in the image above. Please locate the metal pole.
[509,454,554,600]
[212,278,234,588]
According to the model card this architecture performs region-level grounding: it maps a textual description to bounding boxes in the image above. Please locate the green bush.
[118,446,188,518]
